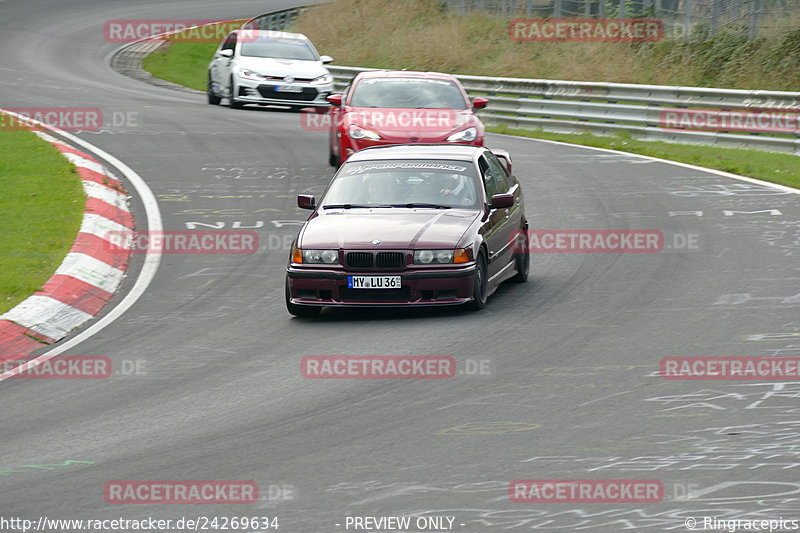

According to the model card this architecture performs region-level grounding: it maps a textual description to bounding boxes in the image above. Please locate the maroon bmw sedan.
[285,144,528,316]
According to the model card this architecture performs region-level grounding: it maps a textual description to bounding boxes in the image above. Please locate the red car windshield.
[322,160,480,209]
[349,79,468,110]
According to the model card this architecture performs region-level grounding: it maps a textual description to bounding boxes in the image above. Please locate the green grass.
[141,19,248,91]
[294,0,800,90]
[137,8,800,190]
[489,125,800,190]
[142,41,218,91]
[0,118,85,314]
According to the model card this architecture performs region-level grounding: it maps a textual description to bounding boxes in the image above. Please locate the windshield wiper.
[321,204,374,209]
[390,203,452,209]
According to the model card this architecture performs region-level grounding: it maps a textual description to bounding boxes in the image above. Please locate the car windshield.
[240,40,317,61]
[349,79,468,109]
[322,160,480,209]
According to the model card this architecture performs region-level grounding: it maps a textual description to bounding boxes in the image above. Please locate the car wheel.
[328,136,340,167]
[207,74,221,105]
[511,227,529,283]
[285,278,322,317]
[470,252,488,310]
[228,79,243,109]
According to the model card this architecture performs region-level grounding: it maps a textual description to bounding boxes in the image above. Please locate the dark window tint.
[478,156,498,200]
[221,32,237,51]
[485,152,511,193]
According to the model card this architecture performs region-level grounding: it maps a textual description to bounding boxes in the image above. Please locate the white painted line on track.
[0,109,162,381]
[490,133,800,195]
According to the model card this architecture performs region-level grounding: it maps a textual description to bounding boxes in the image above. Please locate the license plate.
[347,276,401,289]
[275,85,303,93]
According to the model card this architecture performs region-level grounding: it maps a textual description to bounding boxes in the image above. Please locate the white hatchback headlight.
[311,73,333,85]
[238,69,266,81]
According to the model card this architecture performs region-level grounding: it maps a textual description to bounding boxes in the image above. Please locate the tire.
[207,75,221,105]
[285,278,321,317]
[470,252,488,310]
[511,227,529,283]
[328,136,340,167]
[228,79,243,109]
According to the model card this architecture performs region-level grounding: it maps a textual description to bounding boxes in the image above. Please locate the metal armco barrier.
[327,65,800,155]
[243,7,307,30]
[237,8,799,155]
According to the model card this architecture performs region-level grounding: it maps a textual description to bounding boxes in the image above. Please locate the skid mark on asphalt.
[0,460,94,477]
[436,422,541,435]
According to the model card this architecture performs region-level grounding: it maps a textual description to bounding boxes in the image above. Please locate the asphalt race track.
[1,1,799,531]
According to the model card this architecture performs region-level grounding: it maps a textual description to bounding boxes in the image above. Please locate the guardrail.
[236,8,800,155]
[327,66,800,155]
[242,6,308,30]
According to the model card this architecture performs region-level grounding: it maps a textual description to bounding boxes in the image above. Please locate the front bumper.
[286,264,477,307]
[236,79,334,107]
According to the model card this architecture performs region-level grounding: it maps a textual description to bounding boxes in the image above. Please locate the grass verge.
[296,0,800,90]
[489,125,800,190]
[142,41,217,91]
[0,118,85,314]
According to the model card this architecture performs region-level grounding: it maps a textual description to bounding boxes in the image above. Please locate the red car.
[285,144,528,317]
[327,70,487,166]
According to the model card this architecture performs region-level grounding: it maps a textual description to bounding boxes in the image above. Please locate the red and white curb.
[0,131,134,360]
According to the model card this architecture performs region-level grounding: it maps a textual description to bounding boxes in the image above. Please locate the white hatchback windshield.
[240,40,317,61]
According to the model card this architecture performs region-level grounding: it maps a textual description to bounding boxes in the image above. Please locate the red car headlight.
[348,124,381,141]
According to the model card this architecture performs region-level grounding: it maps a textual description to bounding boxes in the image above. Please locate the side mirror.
[297,194,316,210]
[219,49,234,58]
[491,149,512,174]
[490,193,514,210]
[320,55,334,64]
[472,97,488,110]
[327,94,343,107]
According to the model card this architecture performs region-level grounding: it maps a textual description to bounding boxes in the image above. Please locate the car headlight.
[311,73,333,85]
[348,124,381,141]
[238,69,265,81]
[446,127,477,143]
[294,249,339,264]
[414,249,455,264]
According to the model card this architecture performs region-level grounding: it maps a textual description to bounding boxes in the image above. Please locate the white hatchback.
[208,30,334,110]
